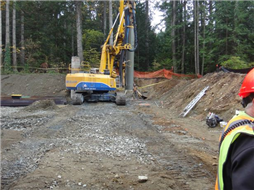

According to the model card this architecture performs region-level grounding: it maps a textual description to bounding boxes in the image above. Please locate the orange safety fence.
[134,69,202,79]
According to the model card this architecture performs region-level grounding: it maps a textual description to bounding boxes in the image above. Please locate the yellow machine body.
[66,73,116,91]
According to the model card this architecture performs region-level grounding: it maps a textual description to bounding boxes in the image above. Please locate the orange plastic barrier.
[134,69,201,79]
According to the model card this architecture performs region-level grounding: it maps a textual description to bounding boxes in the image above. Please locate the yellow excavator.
[66,0,137,105]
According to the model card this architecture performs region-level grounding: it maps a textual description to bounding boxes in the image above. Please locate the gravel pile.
[24,99,58,112]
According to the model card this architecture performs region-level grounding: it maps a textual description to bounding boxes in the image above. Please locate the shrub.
[4,44,12,73]
[220,56,248,69]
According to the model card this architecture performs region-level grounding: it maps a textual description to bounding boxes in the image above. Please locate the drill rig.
[66,0,137,105]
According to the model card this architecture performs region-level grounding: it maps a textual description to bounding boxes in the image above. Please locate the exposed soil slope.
[136,72,245,121]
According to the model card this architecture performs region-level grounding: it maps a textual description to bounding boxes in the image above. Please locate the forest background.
[1,0,254,75]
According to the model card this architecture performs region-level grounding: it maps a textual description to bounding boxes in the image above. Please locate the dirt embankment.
[1,74,66,97]
[136,71,245,121]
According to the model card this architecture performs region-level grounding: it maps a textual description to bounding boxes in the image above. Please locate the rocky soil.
[1,72,246,190]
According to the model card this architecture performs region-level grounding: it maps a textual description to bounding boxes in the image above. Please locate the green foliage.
[221,56,248,69]
[248,62,254,67]
[83,29,104,50]
[4,44,12,73]
[24,38,45,67]
[83,48,101,68]
[19,1,75,68]
[82,29,104,68]
[135,1,157,71]
[24,63,30,73]
[18,63,30,73]
[154,1,254,74]
[2,1,253,74]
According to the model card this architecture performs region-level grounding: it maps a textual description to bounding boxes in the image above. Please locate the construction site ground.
[1,72,245,190]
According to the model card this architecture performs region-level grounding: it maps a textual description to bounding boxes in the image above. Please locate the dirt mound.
[139,72,245,121]
[1,74,66,96]
[24,99,58,112]
[135,78,181,99]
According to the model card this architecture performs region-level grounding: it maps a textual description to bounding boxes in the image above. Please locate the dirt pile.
[24,99,58,112]
[137,72,245,122]
[1,74,66,96]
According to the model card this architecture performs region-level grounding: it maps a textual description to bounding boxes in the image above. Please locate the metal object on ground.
[11,94,22,99]
[115,93,126,105]
[206,112,224,128]
[1,96,67,107]
[180,86,209,117]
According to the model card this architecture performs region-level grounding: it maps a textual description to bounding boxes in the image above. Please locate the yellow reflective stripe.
[231,133,241,144]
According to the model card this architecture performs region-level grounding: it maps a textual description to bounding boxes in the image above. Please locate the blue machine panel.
[66,82,116,91]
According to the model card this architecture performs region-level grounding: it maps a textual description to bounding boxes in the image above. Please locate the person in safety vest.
[215,68,254,190]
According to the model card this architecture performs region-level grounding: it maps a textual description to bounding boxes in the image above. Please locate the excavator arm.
[99,0,137,86]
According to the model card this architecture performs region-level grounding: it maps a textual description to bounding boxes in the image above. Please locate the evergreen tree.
[4,44,11,73]
[135,1,156,71]
[0,0,252,74]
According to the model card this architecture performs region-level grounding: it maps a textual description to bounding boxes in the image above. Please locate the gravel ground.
[1,100,218,190]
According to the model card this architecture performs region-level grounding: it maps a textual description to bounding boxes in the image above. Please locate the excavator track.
[71,91,84,105]
[115,93,126,105]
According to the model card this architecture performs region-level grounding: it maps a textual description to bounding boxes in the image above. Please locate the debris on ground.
[206,112,224,128]
[138,175,148,183]
[23,99,58,112]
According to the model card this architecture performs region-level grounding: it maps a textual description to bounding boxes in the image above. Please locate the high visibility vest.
[215,111,254,190]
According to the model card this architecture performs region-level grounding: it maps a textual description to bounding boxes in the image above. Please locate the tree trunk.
[12,1,17,72]
[226,18,228,55]
[109,0,113,45]
[181,1,186,74]
[0,0,2,66]
[234,1,239,54]
[20,10,25,66]
[76,1,83,63]
[194,1,200,75]
[201,1,206,75]
[4,0,11,70]
[145,0,149,70]
[171,0,176,73]
[196,1,200,75]
[103,1,107,38]
[209,0,213,26]
[6,0,10,46]
[72,23,75,56]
